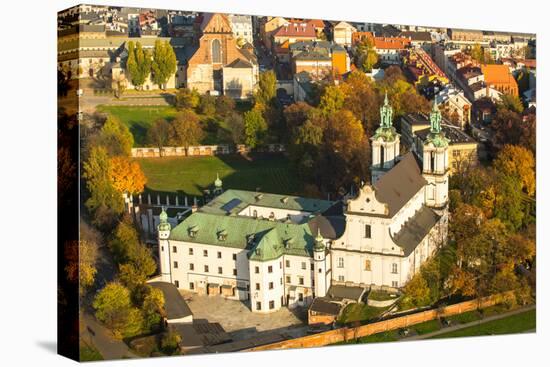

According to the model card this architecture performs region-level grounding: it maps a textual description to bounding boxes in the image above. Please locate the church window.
[189,248,193,255]
[173,246,177,253]
[204,265,209,273]
[392,263,398,274]
[338,275,345,282]
[255,266,259,274]
[392,281,398,288]
[189,263,194,270]
[269,282,274,289]
[268,265,273,273]
[319,268,322,273]
[298,276,304,285]
[338,258,344,268]
[365,224,371,238]
[380,146,385,166]
[212,39,222,63]
[301,262,306,270]
[173,261,178,269]
[218,266,223,274]
[286,260,290,268]
[430,152,436,172]
[286,275,291,283]
[365,260,371,271]
[255,283,260,290]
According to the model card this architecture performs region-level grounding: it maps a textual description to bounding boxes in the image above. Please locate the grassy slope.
[338,303,390,324]
[97,105,177,146]
[79,341,103,361]
[138,154,302,197]
[429,309,536,339]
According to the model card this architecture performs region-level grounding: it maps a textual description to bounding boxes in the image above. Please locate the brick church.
[186,13,259,99]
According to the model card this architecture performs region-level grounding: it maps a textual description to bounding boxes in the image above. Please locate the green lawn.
[96,105,237,147]
[412,319,441,335]
[338,303,390,324]
[97,105,177,146]
[430,309,536,339]
[138,154,303,197]
[80,341,103,361]
[446,310,483,324]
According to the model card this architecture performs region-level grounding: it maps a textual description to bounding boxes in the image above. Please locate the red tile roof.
[374,37,411,50]
[274,21,317,38]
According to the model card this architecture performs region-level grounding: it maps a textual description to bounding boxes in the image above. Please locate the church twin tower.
[370,93,450,211]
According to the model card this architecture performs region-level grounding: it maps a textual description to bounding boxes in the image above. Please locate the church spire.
[430,100,442,134]
[380,92,393,128]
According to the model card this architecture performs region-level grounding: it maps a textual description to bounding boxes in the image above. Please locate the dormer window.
[255,193,263,201]
[217,229,228,241]
[281,197,288,204]
[189,225,198,238]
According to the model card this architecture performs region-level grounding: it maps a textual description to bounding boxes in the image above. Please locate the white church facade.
[156,96,450,313]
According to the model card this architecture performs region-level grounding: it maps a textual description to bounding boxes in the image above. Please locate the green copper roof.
[214,173,223,188]
[373,92,399,142]
[314,228,325,250]
[158,207,171,232]
[425,101,449,148]
[169,211,316,260]
[200,189,336,217]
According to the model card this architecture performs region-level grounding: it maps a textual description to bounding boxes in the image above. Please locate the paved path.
[402,305,536,341]
[81,311,138,360]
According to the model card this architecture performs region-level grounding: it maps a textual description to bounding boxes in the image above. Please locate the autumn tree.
[215,95,236,117]
[64,239,98,297]
[244,109,268,149]
[198,94,217,116]
[109,156,147,195]
[93,282,144,338]
[126,41,151,89]
[82,146,124,226]
[169,109,204,155]
[494,145,535,197]
[151,40,177,89]
[175,88,199,110]
[146,118,171,155]
[318,85,345,115]
[340,71,379,134]
[109,217,140,264]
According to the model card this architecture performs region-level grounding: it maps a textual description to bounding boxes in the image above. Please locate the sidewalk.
[402,304,536,341]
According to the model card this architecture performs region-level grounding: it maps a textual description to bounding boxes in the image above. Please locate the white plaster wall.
[249,258,284,312]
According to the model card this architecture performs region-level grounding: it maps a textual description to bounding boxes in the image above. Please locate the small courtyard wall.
[131,144,286,158]
[246,291,516,351]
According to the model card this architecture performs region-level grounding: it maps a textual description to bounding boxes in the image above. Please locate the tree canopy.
[151,40,177,88]
[126,41,151,89]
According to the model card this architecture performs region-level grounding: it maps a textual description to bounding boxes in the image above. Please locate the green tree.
[226,112,245,144]
[161,330,182,355]
[198,94,217,116]
[401,272,432,308]
[146,118,171,155]
[255,70,277,107]
[151,40,177,89]
[99,116,134,157]
[243,110,268,148]
[82,146,124,224]
[109,218,140,264]
[169,109,204,155]
[142,286,165,332]
[92,282,144,338]
[175,88,200,110]
[215,95,236,117]
[355,37,378,72]
[498,93,524,114]
[318,85,345,115]
[126,41,151,89]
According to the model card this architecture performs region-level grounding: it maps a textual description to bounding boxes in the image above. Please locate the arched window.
[211,39,221,63]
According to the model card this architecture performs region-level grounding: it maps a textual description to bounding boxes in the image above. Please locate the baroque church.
[156,97,450,313]
[185,13,259,99]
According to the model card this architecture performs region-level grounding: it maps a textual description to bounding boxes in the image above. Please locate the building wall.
[293,60,332,78]
[222,66,257,99]
[165,240,250,300]
[249,257,285,313]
